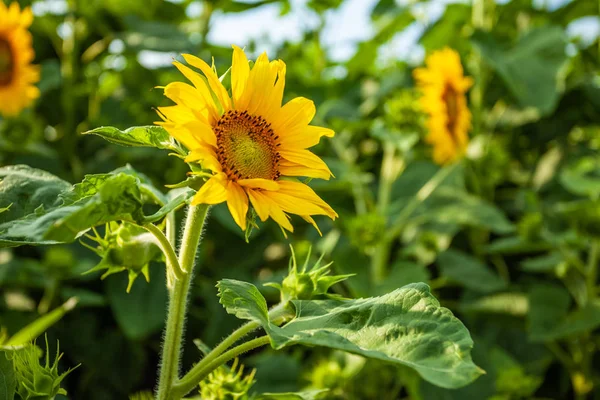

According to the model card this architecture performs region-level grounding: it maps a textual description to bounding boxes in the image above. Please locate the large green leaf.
[471,26,567,115]
[0,165,71,224]
[82,126,183,153]
[437,250,506,293]
[0,165,188,247]
[0,174,143,246]
[218,279,483,389]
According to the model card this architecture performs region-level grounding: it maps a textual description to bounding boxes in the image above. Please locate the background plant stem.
[156,204,209,400]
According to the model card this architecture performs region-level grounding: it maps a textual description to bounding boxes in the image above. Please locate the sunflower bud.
[266,246,353,304]
[345,213,386,253]
[199,358,255,400]
[82,221,162,292]
[11,338,76,400]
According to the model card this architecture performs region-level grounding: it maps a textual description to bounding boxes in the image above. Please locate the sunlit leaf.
[217,279,483,389]
[472,26,567,115]
[4,298,78,346]
[82,125,183,153]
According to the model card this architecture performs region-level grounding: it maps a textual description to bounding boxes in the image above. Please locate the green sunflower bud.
[199,358,255,400]
[266,246,354,304]
[82,221,162,292]
[345,213,386,253]
[11,337,77,400]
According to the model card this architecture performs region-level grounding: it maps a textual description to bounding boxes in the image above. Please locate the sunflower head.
[157,46,337,234]
[0,2,40,117]
[413,48,473,165]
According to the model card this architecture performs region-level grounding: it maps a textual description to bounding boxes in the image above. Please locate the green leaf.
[471,26,567,115]
[257,389,329,400]
[528,284,570,342]
[437,250,506,293]
[217,280,483,389]
[217,280,270,327]
[559,156,600,199]
[105,264,168,340]
[409,188,515,235]
[0,165,71,224]
[0,173,144,246]
[375,261,430,296]
[0,351,15,400]
[82,126,183,153]
[461,293,529,317]
[141,188,193,223]
[4,298,78,346]
[521,252,563,273]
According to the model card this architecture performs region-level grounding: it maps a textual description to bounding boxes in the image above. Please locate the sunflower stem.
[383,162,460,243]
[171,336,271,399]
[371,142,403,284]
[172,303,292,399]
[156,204,209,400]
[143,222,185,282]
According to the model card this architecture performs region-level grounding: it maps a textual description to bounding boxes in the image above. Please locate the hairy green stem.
[143,222,185,281]
[156,204,209,400]
[173,303,291,399]
[172,336,271,399]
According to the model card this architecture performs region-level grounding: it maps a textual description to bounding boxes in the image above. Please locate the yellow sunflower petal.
[172,61,219,123]
[164,81,206,113]
[226,181,249,230]
[279,125,335,149]
[276,180,337,219]
[186,148,222,173]
[182,54,231,111]
[300,215,322,236]
[0,3,39,117]
[237,178,279,191]
[279,149,333,180]
[278,162,331,180]
[263,190,332,217]
[272,97,315,133]
[249,190,294,232]
[247,189,270,222]
[231,45,249,106]
[191,175,228,205]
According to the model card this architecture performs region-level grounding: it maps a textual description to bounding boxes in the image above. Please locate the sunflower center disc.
[0,39,13,86]
[442,84,459,140]
[215,110,280,181]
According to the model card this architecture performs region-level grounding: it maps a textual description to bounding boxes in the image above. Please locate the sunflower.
[413,48,473,165]
[0,2,39,117]
[157,46,337,233]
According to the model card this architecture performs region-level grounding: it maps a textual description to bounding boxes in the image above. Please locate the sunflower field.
[0,0,599,399]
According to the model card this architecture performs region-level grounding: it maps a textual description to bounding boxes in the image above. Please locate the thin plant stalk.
[156,204,209,400]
